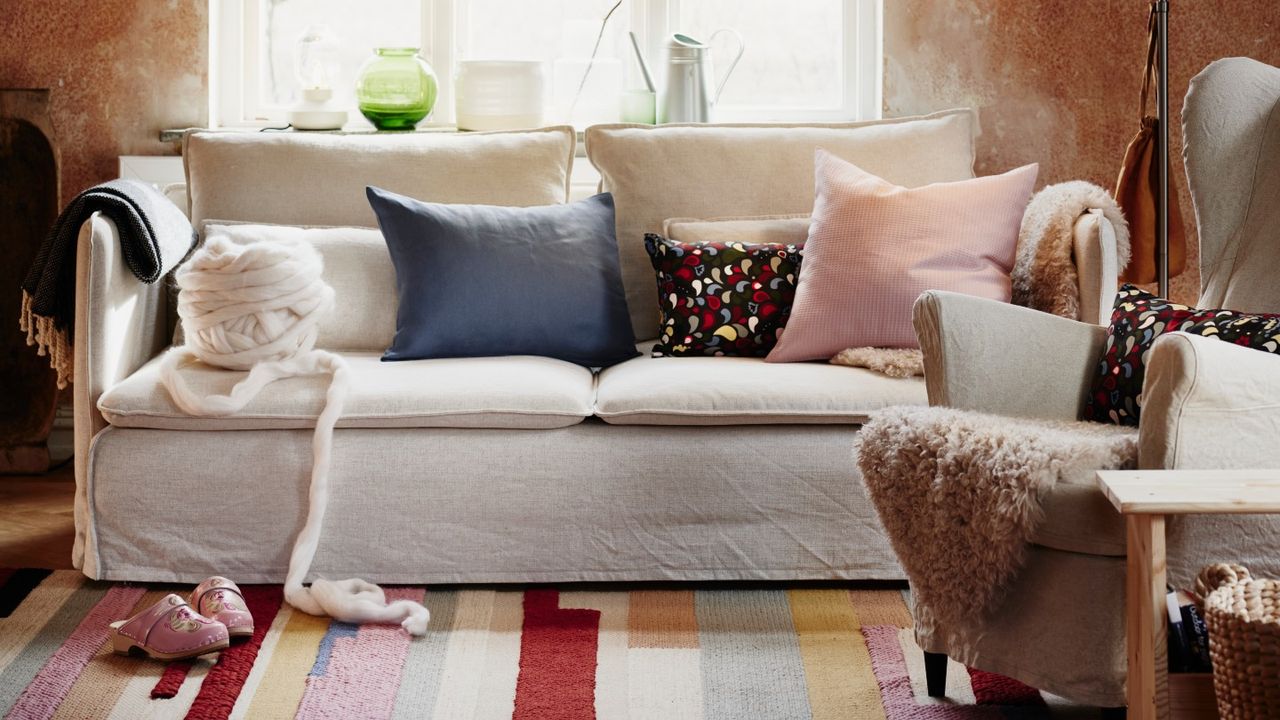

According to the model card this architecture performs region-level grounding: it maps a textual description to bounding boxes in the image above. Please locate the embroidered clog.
[109,594,229,661]
[191,576,254,638]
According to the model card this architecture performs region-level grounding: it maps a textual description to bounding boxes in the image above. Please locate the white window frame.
[210,0,881,129]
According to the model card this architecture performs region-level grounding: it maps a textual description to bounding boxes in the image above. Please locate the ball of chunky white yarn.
[160,235,431,635]
[174,236,334,371]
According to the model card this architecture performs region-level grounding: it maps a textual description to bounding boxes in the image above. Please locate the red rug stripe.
[151,659,195,699]
[513,589,601,720]
[181,584,283,719]
[966,666,1045,705]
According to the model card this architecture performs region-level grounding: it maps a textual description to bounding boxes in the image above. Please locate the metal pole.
[1156,0,1170,297]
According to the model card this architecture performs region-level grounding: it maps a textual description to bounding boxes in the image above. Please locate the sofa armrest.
[72,213,168,573]
[1072,209,1121,325]
[1139,332,1280,469]
[913,290,1106,421]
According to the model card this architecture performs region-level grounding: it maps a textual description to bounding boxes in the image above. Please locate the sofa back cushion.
[585,109,979,339]
[183,126,576,231]
[204,223,396,351]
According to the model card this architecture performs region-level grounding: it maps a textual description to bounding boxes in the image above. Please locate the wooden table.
[1096,469,1280,720]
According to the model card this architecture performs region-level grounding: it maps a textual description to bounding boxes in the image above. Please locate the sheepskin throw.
[830,347,923,378]
[1012,181,1131,321]
[858,405,1137,630]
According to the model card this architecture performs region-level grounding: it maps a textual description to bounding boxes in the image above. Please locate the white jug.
[659,30,745,124]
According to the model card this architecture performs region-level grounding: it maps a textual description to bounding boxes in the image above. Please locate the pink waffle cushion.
[766,151,1038,360]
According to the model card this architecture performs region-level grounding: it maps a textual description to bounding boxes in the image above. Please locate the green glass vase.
[355,48,438,130]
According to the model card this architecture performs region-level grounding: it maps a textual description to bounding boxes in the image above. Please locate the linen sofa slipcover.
[73,114,1121,585]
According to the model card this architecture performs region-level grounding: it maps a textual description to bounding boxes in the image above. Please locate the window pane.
[676,0,843,110]
[463,0,630,126]
[259,0,420,111]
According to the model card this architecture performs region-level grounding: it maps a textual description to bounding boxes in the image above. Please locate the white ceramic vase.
[455,61,547,132]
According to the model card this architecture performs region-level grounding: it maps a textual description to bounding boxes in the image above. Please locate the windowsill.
[158,124,463,143]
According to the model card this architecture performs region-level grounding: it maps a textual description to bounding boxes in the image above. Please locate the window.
[211,0,881,129]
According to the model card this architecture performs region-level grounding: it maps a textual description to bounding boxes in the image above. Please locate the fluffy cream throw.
[830,347,923,378]
[858,406,1137,629]
[1012,180,1131,320]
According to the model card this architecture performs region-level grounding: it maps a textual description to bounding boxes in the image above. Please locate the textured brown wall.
[885,0,1280,304]
[0,0,207,207]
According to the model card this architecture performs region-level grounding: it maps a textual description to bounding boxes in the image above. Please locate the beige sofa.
[71,109,1120,585]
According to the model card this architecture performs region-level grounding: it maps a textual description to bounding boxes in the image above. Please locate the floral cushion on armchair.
[1085,285,1280,425]
[644,233,802,357]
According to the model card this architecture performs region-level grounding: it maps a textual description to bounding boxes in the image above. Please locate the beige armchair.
[910,57,1280,707]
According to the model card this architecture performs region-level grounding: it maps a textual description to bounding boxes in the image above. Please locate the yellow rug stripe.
[790,589,887,720]
[243,605,330,719]
[627,590,698,649]
[849,589,913,627]
[229,603,295,720]
[52,589,168,720]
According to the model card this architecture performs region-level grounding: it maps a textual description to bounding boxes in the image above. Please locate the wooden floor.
[0,465,75,570]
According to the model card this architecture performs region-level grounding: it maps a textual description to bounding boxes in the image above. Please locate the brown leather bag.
[1114,2,1185,283]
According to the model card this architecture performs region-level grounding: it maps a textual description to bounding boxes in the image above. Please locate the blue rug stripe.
[309,620,360,677]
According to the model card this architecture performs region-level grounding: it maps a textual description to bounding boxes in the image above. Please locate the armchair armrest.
[1139,332,1280,469]
[72,212,168,573]
[1072,209,1121,325]
[913,290,1106,421]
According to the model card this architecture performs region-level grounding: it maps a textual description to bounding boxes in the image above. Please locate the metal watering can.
[659,30,745,124]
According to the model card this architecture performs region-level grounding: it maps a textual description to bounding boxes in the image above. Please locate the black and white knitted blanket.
[19,179,195,388]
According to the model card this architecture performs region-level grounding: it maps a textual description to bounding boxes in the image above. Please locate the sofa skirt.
[80,420,903,583]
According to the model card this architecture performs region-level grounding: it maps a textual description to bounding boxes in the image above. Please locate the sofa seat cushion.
[99,352,595,430]
[595,343,926,425]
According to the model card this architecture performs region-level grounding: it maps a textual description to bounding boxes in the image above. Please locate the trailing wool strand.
[159,235,429,635]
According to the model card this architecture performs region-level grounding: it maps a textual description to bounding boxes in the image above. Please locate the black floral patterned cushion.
[1085,285,1280,426]
[644,233,802,357]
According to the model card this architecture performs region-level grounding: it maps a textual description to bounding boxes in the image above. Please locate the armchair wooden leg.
[923,651,948,697]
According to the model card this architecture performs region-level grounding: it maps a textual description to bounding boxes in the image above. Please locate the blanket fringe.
[19,290,72,389]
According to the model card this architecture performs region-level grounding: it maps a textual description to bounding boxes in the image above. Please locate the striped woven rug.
[0,569,1101,719]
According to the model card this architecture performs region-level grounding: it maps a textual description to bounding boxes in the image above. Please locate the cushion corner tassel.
[159,234,430,636]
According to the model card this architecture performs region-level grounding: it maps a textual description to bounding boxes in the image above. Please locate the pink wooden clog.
[109,594,229,661]
[191,576,254,638]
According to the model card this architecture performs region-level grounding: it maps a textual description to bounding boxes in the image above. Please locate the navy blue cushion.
[367,186,638,367]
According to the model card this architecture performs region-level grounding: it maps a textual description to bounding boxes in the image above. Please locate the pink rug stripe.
[293,587,423,720]
[861,625,1002,720]
[4,586,145,720]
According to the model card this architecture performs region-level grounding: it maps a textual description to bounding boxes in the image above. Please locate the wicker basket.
[1195,564,1280,719]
